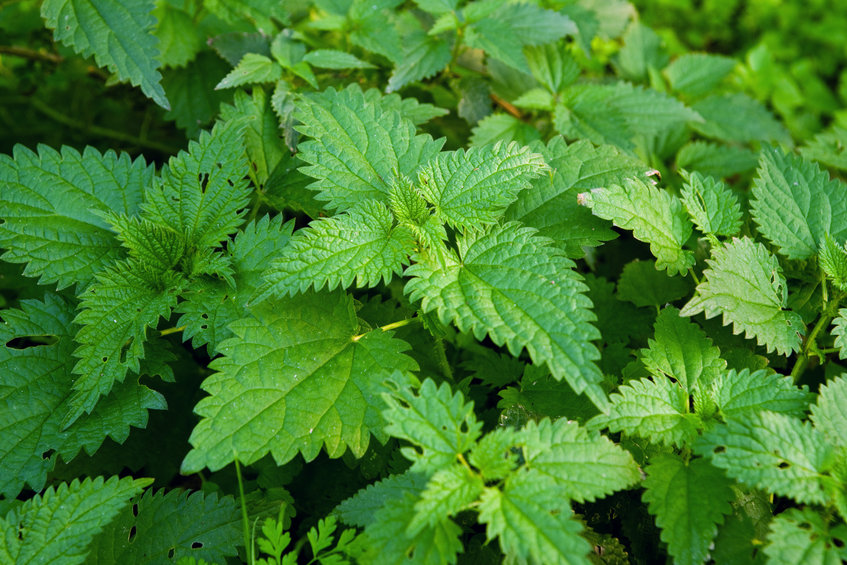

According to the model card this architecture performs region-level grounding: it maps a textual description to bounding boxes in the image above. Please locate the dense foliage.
[2,1,847,563]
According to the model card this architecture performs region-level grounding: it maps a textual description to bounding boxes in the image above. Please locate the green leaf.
[85,489,242,564]
[468,428,521,481]
[810,375,847,449]
[679,170,743,238]
[642,454,734,565]
[819,235,847,291]
[176,214,294,353]
[405,223,606,408]
[518,418,640,503]
[469,114,543,147]
[764,508,847,565]
[217,53,283,89]
[382,378,482,474]
[354,491,462,565]
[262,201,416,297]
[616,259,690,308]
[387,31,451,93]
[691,93,790,144]
[695,411,834,505]
[506,138,648,257]
[367,90,449,126]
[832,309,847,361]
[295,84,444,210]
[416,143,548,230]
[0,145,152,289]
[713,369,814,421]
[1,476,151,565]
[181,291,418,472]
[579,177,696,275]
[142,120,252,250]
[411,0,458,15]
[663,53,737,98]
[478,470,592,565]
[751,147,847,259]
[303,49,375,69]
[40,0,169,109]
[337,472,429,529]
[641,306,725,393]
[152,2,204,68]
[680,237,805,355]
[801,125,847,172]
[66,261,180,425]
[104,213,186,273]
[676,141,759,179]
[614,22,668,83]
[588,376,701,448]
[161,51,234,138]
[525,43,580,94]
[0,295,164,498]
[408,464,484,534]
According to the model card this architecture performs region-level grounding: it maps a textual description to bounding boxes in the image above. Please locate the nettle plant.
[3,1,847,565]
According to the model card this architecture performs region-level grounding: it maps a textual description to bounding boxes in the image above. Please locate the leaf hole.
[199,172,210,192]
[200,324,208,330]
[41,449,55,460]
[832,537,845,549]
[5,335,58,349]
[128,525,137,542]
[191,541,203,549]
[119,338,134,364]
[132,503,139,516]
[167,548,175,558]
[798,522,812,530]
[201,313,209,320]
[227,179,234,186]
[712,446,726,454]
[102,356,109,363]
[778,461,791,469]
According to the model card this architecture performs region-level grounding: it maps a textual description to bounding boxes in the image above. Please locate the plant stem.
[790,305,839,382]
[21,96,180,154]
[351,316,419,341]
[159,325,186,337]
[0,45,63,63]
[234,457,254,565]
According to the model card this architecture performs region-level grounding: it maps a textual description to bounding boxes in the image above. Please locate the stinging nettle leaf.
[691,93,790,145]
[819,235,847,290]
[408,464,484,535]
[681,237,805,355]
[675,141,759,179]
[142,120,253,250]
[663,53,737,98]
[295,84,444,210]
[215,53,283,90]
[642,454,734,565]
[40,0,169,109]
[302,48,375,69]
[810,375,847,450]
[616,259,690,308]
[262,201,416,297]
[405,222,607,409]
[579,177,696,275]
[751,147,847,259]
[0,145,152,290]
[713,368,814,421]
[764,508,847,565]
[104,213,186,274]
[181,291,418,472]
[416,142,549,230]
[832,309,847,360]
[679,169,743,239]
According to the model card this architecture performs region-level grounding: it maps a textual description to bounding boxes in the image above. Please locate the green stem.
[0,45,63,63]
[234,457,253,565]
[433,337,453,380]
[790,301,840,382]
[159,325,186,337]
[21,96,180,154]
[351,316,419,341]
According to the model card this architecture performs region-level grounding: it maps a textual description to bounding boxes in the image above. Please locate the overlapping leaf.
[681,237,805,355]
[405,223,606,408]
[680,170,742,238]
[0,145,151,289]
[810,375,847,449]
[764,508,847,565]
[713,369,813,420]
[181,291,418,472]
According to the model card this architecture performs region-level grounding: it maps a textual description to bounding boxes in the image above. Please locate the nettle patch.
[2,1,847,564]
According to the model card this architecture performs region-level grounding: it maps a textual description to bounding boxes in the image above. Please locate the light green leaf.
[680,170,743,238]
[764,507,847,565]
[642,306,725,393]
[588,377,701,448]
[405,223,606,408]
[714,369,814,421]
[303,49,374,69]
[337,472,429,529]
[411,0,458,15]
[614,22,668,83]
[681,237,805,355]
[1,476,151,565]
[66,262,181,425]
[176,215,294,353]
[104,213,186,274]
[408,464,484,535]
[295,84,444,210]
[142,120,252,250]
[216,53,283,90]
[468,428,521,481]
[695,411,834,505]
[525,43,580,94]
[478,470,592,565]
[152,2,204,68]
[751,147,847,259]
[382,378,482,474]
[41,0,169,108]
[469,114,543,147]
[675,141,758,179]
[579,177,696,275]
[642,454,734,565]
[616,259,690,308]
[801,125,847,172]
[0,145,152,289]
[366,90,449,126]
[506,138,648,257]
[664,53,737,98]
[819,235,847,291]
[262,201,415,297]
[387,31,451,93]
[181,291,417,472]
[832,309,847,361]
[161,51,234,138]
[691,93,790,144]
[416,143,548,230]
[85,489,242,564]
[519,418,640,503]
[810,375,847,449]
